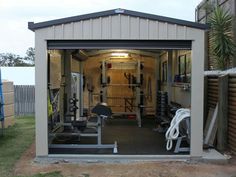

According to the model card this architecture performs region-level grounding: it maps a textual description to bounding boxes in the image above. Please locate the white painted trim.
[35,35,48,156]
[190,31,205,157]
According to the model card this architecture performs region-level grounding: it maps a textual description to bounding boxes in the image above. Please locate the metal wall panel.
[64,23,74,39]
[111,15,121,39]
[148,21,158,39]
[73,21,83,39]
[101,16,110,39]
[120,15,130,39]
[158,22,168,39]
[130,17,139,39]
[167,24,177,39]
[92,18,102,39]
[139,19,148,39]
[54,25,63,39]
[82,20,91,39]
[36,14,203,41]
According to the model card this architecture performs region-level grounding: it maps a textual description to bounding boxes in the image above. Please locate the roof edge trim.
[28,8,209,31]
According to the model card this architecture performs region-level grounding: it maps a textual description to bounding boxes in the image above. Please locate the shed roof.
[28,8,208,31]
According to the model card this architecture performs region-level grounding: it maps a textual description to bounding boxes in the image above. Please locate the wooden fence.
[228,76,236,154]
[205,74,236,155]
[14,85,35,116]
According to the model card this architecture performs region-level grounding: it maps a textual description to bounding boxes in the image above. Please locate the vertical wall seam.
[137,17,140,39]
[165,22,168,39]
[62,24,64,39]
[175,24,177,39]
[81,21,84,39]
[100,17,102,39]
[128,16,130,39]
[90,19,93,39]
[52,26,55,39]
[71,22,74,39]
[109,16,112,39]
[184,26,187,39]
[156,21,159,39]
[119,14,121,39]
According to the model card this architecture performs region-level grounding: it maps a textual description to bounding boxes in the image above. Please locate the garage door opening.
[47,48,191,155]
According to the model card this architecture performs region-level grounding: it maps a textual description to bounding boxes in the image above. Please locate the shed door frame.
[47,40,192,50]
[35,39,204,158]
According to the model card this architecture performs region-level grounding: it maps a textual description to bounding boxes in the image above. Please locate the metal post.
[60,51,65,123]
[136,60,141,127]
[79,62,84,117]
[65,50,72,117]
[102,60,107,103]
[167,51,173,104]
[97,116,102,145]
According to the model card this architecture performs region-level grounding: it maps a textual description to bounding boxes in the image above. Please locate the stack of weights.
[156,91,168,120]
[69,93,78,122]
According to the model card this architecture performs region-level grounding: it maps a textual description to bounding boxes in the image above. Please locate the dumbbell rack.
[156,91,168,120]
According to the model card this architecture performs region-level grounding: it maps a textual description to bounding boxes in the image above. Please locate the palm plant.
[209,7,235,70]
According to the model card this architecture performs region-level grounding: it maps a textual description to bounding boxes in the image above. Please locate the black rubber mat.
[49,117,190,155]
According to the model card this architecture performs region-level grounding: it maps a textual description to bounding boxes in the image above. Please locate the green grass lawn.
[0,116,63,177]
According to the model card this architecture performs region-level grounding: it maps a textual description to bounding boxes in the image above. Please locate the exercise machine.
[49,101,118,153]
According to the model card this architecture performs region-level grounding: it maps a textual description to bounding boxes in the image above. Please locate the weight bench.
[49,103,118,154]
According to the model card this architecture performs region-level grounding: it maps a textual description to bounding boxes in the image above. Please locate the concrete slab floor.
[35,149,229,164]
[202,148,230,164]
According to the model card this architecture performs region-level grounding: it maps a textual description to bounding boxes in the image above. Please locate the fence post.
[217,74,228,151]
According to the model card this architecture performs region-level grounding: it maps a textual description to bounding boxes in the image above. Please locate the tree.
[24,47,35,64]
[0,47,35,66]
[209,7,235,70]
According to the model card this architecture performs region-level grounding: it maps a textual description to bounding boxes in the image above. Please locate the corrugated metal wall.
[14,85,35,116]
[228,75,236,154]
[206,75,236,154]
[36,14,201,41]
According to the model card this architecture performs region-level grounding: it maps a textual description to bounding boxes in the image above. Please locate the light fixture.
[111,53,129,57]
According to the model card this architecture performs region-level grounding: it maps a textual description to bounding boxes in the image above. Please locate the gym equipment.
[165,108,190,153]
[156,91,168,118]
[49,103,118,153]
[155,91,169,131]
[100,60,142,127]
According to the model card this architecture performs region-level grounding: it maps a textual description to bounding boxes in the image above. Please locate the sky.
[0,0,203,57]
[1,67,34,85]
[0,0,203,85]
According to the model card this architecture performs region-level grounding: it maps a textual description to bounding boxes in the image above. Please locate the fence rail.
[14,85,35,116]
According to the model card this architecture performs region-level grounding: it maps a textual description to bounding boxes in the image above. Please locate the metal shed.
[28,9,207,159]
